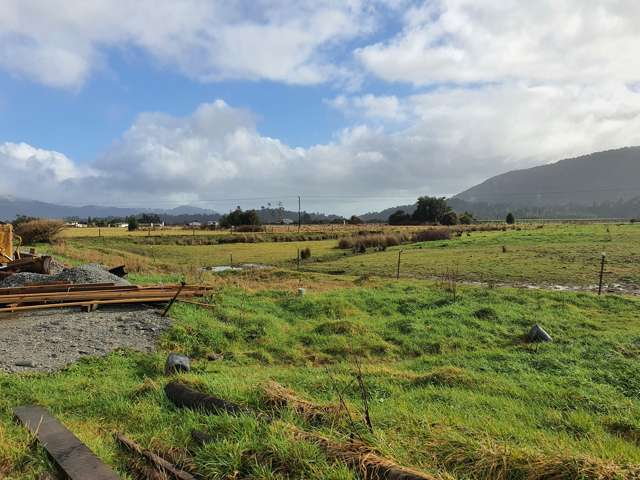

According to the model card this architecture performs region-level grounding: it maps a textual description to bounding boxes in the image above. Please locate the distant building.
[188,221,202,227]
[282,218,294,225]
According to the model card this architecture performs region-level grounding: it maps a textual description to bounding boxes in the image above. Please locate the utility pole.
[298,196,301,232]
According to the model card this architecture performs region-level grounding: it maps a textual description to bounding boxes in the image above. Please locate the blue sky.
[1,1,639,215]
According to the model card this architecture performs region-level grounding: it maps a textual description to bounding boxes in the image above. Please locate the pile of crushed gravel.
[0,264,130,288]
[0,306,170,373]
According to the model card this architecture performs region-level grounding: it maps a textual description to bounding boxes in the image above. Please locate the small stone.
[298,288,306,296]
[15,360,36,368]
[206,352,224,362]
[165,353,190,375]
[528,324,552,343]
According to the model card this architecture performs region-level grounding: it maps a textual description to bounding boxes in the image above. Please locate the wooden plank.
[0,287,207,304]
[0,296,177,313]
[13,405,120,480]
[116,433,196,480]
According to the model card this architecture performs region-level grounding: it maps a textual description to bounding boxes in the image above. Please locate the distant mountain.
[0,196,220,222]
[0,196,345,224]
[361,147,640,221]
[454,147,640,207]
[360,204,416,222]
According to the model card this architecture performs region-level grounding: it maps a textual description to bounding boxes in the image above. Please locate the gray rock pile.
[0,264,130,288]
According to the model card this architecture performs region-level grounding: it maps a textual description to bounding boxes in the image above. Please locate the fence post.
[297,248,300,270]
[598,253,606,295]
[230,253,233,267]
[396,249,403,280]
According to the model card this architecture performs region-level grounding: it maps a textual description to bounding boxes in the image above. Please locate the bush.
[300,247,311,259]
[412,228,451,242]
[14,219,65,244]
[459,211,475,225]
[337,238,353,249]
[127,216,139,231]
[440,210,458,226]
[337,232,410,250]
[388,210,412,225]
[506,212,515,224]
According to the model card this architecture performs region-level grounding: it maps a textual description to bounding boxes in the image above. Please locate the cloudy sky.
[1,0,639,215]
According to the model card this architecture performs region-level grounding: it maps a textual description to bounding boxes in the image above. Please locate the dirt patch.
[0,306,170,373]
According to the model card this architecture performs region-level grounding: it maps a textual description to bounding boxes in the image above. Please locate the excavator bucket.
[0,224,13,263]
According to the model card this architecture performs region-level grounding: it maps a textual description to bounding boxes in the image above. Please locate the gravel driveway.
[0,306,171,373]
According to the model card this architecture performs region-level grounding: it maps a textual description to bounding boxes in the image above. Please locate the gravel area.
[0,264,130,288]
[0,306,171,373]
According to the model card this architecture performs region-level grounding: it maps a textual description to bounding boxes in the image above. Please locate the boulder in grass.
[528,324,553,343]
[165,353,190,375]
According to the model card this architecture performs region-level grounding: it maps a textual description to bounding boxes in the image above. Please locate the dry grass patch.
[261,381,347,424]
[427,434,640,480]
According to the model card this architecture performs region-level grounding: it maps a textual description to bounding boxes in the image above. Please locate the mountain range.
[1,147,639,222]
[363,147,640,220]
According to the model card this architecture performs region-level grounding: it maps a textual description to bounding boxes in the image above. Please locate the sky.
[1,0,640,216]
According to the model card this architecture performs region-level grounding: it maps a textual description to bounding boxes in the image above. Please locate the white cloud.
[0,0,379,88]
[356,0,640,86]
[4,84,640,213]
[328,94,406,121]
[2,2,640,214]
[0,142,94,200]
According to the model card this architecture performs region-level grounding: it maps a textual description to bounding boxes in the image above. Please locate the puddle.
[202,263,271,273]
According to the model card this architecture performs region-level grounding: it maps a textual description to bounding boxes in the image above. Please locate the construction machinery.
[0,224,13,263]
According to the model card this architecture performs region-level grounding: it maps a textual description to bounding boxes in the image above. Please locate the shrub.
[337,232,410,250]
[459,211,475,224]
[388,210,412,225]
[412,228,451,242]
[440,210,458,226]
[337,238,353,249]
[353,242,367,254]
[506,212,515,224]
[14,219,65,244]
[127,216,139,231]
[300,247,311,259]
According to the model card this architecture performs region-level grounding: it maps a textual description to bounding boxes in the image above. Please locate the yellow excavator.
[0,223,13,263]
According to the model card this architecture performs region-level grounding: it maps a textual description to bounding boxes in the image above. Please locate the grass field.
[305,223,640,288]
[44,237,345,275]
[58,224,424,239]
[2,278,640,479]
[3,222,640,478]
[47,223,640,288]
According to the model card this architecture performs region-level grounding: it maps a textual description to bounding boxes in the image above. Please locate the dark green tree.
[219,207,261,227]
[440,210,458,225]
[412,196,450,223]
[127,216,139,231]
[458,211,475,225]
[506,212,515,224]
[388,210,412,225]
